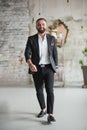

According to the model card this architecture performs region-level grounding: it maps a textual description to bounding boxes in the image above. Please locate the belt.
[39,64,51,68]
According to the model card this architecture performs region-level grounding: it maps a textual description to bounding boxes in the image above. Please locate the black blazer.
[25,33,58,73]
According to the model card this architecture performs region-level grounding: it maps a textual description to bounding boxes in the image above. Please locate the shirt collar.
[38,34,46,41]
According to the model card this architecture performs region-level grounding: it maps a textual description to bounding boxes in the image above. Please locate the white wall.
[0,0,87,87]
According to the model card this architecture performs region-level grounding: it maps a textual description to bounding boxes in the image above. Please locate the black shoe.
[37,110,47,118]
[47,115,56,123]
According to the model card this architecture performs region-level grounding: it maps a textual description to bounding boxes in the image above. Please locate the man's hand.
[29,63,37,72]
[27,59,37,72]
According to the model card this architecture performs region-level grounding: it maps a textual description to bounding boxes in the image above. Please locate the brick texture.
[0,0,30,86]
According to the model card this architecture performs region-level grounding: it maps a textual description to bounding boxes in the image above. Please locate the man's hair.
[36,18,47,23]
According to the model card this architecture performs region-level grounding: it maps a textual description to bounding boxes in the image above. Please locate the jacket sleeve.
[24,37,32,62]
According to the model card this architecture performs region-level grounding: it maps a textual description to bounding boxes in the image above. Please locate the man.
[25,18,58,123]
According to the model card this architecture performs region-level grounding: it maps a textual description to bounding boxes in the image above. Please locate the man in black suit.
[25,18,58,123]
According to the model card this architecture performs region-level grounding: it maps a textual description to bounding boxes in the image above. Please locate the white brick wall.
[0,0,30,86]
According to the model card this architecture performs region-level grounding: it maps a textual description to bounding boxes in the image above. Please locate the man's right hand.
[27,59,37,72]
[29,63,37,72]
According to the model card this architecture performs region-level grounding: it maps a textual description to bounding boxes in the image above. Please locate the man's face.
[36,20,47,33]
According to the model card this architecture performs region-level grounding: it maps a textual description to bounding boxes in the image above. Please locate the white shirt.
[38,34,50,65]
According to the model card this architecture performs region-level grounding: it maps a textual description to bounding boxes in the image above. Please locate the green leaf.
[82,48,87,56]
[79,60,83,65]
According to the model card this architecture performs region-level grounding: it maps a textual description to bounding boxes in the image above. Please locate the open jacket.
[25,33,58,73]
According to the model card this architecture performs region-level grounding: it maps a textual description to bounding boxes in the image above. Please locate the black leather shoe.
[47,115,56,123]
[37,110,47,118]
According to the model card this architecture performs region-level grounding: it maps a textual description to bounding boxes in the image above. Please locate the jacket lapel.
[46,34,51,55]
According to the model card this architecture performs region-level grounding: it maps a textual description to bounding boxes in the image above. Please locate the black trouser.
[32,64,54,114]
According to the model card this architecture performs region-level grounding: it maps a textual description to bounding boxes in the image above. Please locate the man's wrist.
[27,59,33,67]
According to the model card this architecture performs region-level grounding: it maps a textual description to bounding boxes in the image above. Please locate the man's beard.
[37,29,46,33]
